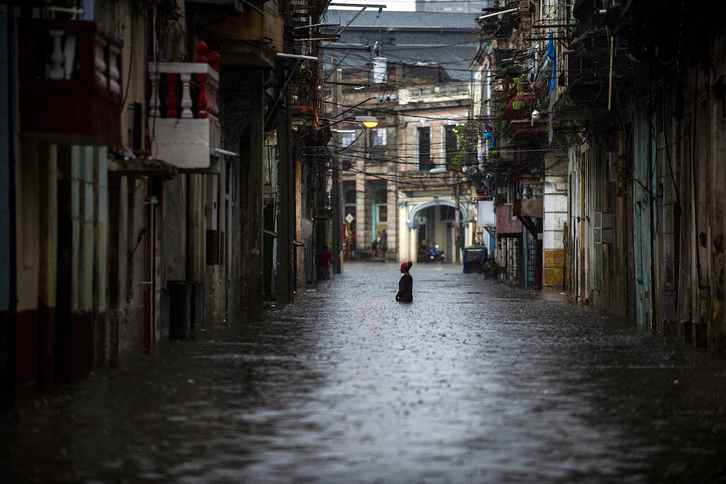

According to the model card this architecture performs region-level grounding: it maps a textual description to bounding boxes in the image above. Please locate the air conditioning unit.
[593,211,613,244]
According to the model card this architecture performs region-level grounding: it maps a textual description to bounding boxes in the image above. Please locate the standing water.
[2,262,726,483]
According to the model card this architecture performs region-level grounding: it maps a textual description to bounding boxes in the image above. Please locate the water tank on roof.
[373,57,387,84]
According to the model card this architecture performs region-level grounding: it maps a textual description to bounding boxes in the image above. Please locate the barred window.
[341,131,356,147]
[372,127,386,146]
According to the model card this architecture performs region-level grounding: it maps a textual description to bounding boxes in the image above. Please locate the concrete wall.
[543,152,567,288]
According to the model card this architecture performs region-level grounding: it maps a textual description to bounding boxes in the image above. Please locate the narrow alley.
[2,262,726,483]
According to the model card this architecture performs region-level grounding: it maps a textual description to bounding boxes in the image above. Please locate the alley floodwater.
[3,263,726,484]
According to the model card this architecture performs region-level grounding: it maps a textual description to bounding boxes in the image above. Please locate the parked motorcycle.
[427,245,445,263]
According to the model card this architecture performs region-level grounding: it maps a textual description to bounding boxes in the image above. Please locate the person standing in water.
[396,261,413,303]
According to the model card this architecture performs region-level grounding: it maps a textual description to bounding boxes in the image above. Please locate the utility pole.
[355,115,367,258]
[277,89,295,305]
[454,172,461,263]
[331,60,343,274]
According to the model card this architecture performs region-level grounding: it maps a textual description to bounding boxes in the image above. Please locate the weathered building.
[325,59,479,264]
[470,0,551,288]
[0,0,330,402]
[472,0,726,354]
[322,10,481,264]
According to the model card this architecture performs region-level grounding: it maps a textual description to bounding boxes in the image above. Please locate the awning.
[107,158,177,177]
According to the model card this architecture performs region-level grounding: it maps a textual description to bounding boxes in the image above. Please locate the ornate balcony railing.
[397,170,453,190]
[19,19,122,145]
[148,42,221,170]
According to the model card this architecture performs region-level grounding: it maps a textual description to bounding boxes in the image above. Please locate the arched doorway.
[408,201,467,263]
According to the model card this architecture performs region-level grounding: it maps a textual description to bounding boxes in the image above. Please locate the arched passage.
[405,201,469,263]
[407,200,468,228]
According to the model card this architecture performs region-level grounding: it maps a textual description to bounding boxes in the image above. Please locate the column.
[247,69,265,319]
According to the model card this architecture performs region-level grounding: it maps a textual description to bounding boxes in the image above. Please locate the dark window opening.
[418,127,433,171]
[445,126,457,169]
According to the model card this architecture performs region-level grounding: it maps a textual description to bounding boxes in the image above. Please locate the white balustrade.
[49,30,65,79]
[148,62,219,120]
[180,73,193,119]
[149,71,161,117]
[108,43,121,94]
[94,34,107,89]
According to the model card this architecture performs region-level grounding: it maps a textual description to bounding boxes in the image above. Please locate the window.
[372,127,386,146]
[373,187,388,238]
[418,126,432,171]
[374,189,387,204]
[340,131,356,148]
[445,126,457,168]
[441,206,456,221]
[378,205,388,223]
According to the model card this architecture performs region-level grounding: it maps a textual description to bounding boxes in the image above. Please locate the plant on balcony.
[451,124,478,171]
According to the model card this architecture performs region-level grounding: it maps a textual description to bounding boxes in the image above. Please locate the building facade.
[472,0,726,353]
[322,10,481,264]
[327,60,478,263]
[1,0,330,402]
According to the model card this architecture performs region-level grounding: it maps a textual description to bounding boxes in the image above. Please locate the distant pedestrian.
[317,246,332,280]
[372,237,379,257]
[395,261,413,303]
[379,229,388,258]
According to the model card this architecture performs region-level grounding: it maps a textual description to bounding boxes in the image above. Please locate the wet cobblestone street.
[3,262,726,483]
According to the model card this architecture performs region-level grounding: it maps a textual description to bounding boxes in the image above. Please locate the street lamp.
[324,115,378,129]
[356,116,378,128]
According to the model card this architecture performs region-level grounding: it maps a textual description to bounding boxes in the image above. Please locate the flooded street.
[3,262,726,483]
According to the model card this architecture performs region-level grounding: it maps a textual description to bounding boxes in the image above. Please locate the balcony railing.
[291,76,319,118]
[398,170,453,190]
[19,19,123,145]
[148,42,221,170]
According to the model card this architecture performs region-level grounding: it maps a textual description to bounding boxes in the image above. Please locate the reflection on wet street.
[3,262,726,483]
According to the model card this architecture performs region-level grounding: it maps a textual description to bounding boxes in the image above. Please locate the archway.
[407,201,468,262]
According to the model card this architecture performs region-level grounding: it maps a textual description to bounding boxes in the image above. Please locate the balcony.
[291,70,320,121]
[507,120,547,143]
[19,19,122,145]
[502,83,535,121]
[196,1,282,67]
[149,43,221,170]
[398,170,453,191]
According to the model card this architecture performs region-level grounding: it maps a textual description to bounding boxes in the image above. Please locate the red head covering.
[401,262,412,271]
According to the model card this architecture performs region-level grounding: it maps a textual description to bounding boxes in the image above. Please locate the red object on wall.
[195,40,208,63]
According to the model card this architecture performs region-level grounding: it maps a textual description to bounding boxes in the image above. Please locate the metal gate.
[526,231,536,287]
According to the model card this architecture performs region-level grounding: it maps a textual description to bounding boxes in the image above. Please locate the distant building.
[323,10,481,263]
[416,0,494,14]
[322,10,478,82]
